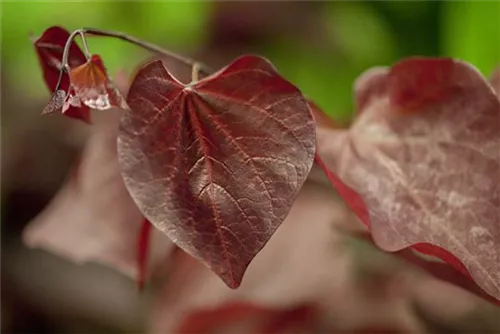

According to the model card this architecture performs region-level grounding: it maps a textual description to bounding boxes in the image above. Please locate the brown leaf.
[22,111,174,281]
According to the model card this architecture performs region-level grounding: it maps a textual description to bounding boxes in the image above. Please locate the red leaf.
[175,302,268,334]
[118,56,315,288]
[172,297,410,334]
[175,301,315,334]
[33,26,90,123]
[137,217,152,291]
[315,57,500,301]
[23,112,174,282]
[118,55,316,288]
[389,58,457,113]
[69,54,128,111]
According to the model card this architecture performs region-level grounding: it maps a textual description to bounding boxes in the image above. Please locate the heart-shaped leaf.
[118,55,316,288]
[33,26,90,123]
[315,57,500,301]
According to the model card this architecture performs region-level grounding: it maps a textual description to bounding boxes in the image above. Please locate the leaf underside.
[316,58,500,301]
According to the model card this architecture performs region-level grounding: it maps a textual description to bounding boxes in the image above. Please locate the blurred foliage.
[0,1,498,122]
[441,1,500,76]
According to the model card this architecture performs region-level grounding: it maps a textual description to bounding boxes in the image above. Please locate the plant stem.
[82,27,213,76]
[191,62,201,84]
[78,30,91,59]
[54,27,213,93]
[53,29,82,93]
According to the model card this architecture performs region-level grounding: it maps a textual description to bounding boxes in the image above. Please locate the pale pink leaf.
[22,112,174,281]
[316,58,500,300]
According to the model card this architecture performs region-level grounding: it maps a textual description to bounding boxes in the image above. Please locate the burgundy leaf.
[33,26,90,123]
[137,217,152,291]
[174,301,315,334]
[23,112,174,282]
[315,57,500,301]
[118,55,316,288]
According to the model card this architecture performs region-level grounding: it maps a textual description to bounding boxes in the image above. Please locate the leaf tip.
[42,90,66,116]
[226,278,242,290]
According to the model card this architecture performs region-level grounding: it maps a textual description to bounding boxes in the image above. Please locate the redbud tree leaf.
[23,112,174,281]
[33,26,90,123]
[118,55,316,288]
[315,57,500,301]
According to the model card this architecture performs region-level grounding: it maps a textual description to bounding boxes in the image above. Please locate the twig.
[53,27,213,94]
[82,27,213,76]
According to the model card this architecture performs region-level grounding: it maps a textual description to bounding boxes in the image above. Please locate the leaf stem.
[78,30,91,59]
[191,62,201,84]
[81,27,213,76]
[53,29,81,92]
[54,27,213,93]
